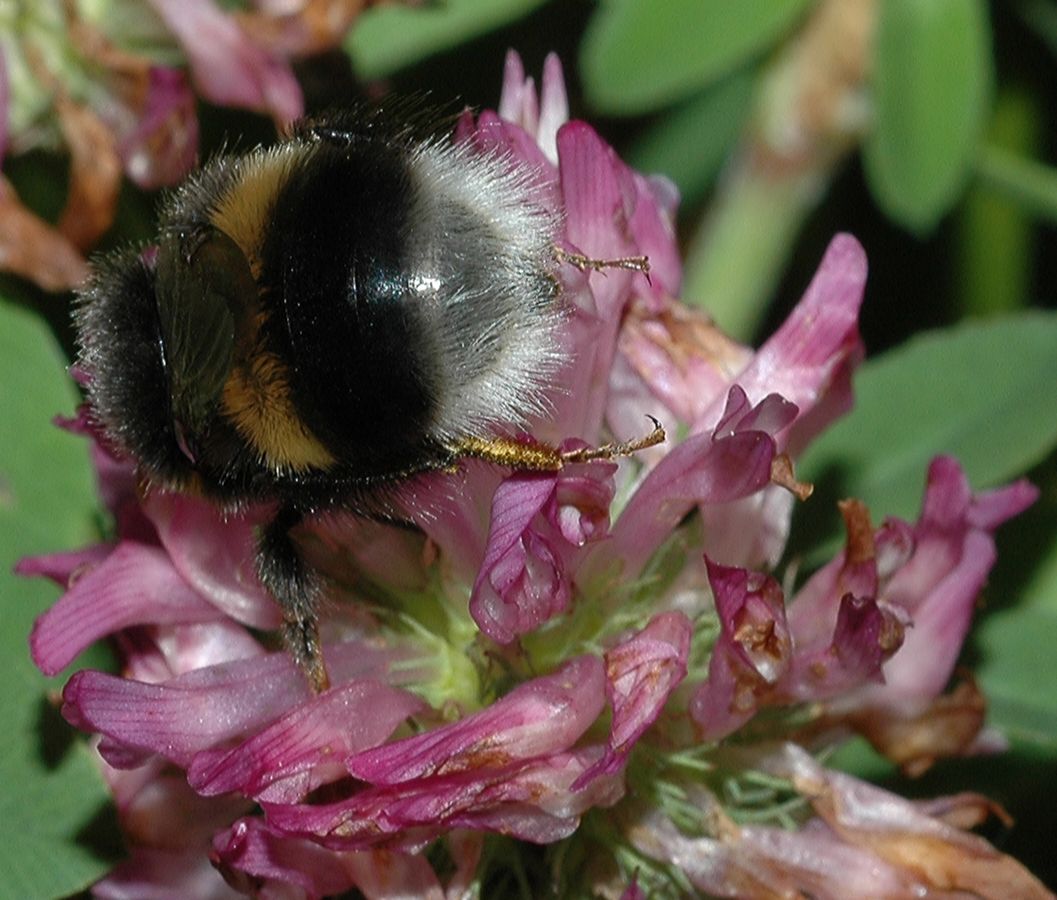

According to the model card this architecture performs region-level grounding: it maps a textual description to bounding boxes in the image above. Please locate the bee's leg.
[453,418,665,472]
[553,245,651,280]
[256,506,330,693]
[450,435,564,471]
[559,416,666,463]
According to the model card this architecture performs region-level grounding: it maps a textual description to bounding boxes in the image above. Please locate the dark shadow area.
[781,459,853,570]
[73,801,125,872]
[35,692,78,771]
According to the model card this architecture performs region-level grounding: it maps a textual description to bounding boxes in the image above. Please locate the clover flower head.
[24,51,1048,899]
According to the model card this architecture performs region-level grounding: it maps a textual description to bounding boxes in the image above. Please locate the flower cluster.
[24,53,1050,898]
[0,0,359,291]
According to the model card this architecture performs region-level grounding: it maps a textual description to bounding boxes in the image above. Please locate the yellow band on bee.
[221,351,336,473]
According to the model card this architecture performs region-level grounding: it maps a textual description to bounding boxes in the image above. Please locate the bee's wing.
[155,228,255,431]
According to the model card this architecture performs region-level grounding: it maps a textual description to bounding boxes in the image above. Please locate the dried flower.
[0,0,368,291]
[24,52,1049,899]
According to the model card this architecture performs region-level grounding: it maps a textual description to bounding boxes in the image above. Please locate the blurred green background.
[2,0,1056,895]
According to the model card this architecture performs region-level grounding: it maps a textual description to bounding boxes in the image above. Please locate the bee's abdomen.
[260,142,441,473]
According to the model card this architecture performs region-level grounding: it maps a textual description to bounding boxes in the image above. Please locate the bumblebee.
[76,106,660,691]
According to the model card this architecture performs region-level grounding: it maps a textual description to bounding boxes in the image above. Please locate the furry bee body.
[76,108,565,688]
[76,106,659,690]
[79,111,562,511]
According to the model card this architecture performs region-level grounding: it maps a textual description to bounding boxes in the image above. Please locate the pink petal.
[129,619,265,683]
[867,457,1037,708]
[188,679,425,802]
[550,123,651,439]
[474,473,557,582]
[56,410,153,540]
[698,485,795,570]
[212,818,358,898]
[536,53,569,165]
[574,611,692,788]
[146,492,281,629]
[469,472,570,643]
[147,0,302,125]
[340,845,446,900]
[694,233,867,452]
[398,464,498,581]
[479,527,571,643]
[497,50,538,137]
[690,560,791,741]
[94,847,243,900]
[444,831,485,900]
[30,542,222,676]
[787,593,901,698]
[546,454,617,546]
[214,819,478,899]
[63,639,425,768]
[599,387,791,579]
[469,109,559,184]
[761,743,1054,899]
[788,511,914,650]
[692,547,906,741]
[469,453,618,642]
[613,299,752,428]
[548,290,619,443]
[557,121,648,325]
[302,511,431,596]
[115,766,250,848]
[117,66,199,189]
[627,170,681,298]
[16,544,111,587]
[263,747,623,850]
[348,655,605,785]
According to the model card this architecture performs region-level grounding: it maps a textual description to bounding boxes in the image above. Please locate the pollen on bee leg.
[554,244,651,281]
[454,435,565,471]
[453,418,666,473]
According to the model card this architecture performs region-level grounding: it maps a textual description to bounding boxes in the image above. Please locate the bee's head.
[74,230,251,491]
[75,247,189,485]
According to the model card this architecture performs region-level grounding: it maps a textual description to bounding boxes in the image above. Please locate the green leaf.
[580,0,812,115]
[863,0,994,232]
[346,0,551,81]
[625,68,755,210]
[799,312,1057,524]
[975,525,1057,748]
[0,301,114,896]
[975,144,1057,227]
[956,88,1041,317]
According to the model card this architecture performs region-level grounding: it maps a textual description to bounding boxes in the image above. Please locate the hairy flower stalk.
[24,52,1050,899]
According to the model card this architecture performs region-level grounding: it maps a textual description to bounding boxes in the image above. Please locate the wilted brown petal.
[237,0,372,57]
[0,178,87,290]
[768,744,1055,900]
[849,678,989,777]
[65,7,198,188]
[770,453,813,501]
[55,96,122,251]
